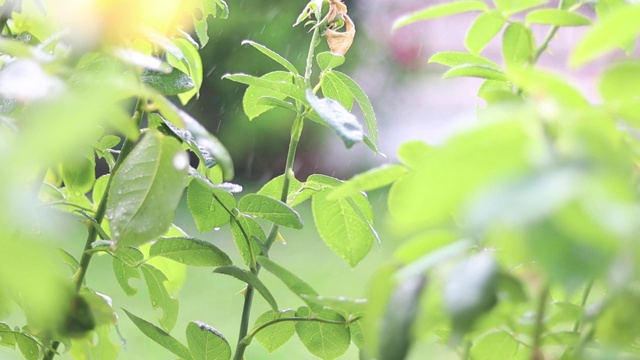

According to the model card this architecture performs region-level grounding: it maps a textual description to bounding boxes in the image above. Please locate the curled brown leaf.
[326,14,355,56]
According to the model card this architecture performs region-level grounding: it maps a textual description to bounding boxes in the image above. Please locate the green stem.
[44,101,143,360]
[572,279,595,333]
[233,23,319,360]
[533,0,581,63]
[240,315,360,346]
[531,286,549,360]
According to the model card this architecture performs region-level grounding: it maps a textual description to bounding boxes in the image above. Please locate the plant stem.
[572,278,595,332]
[533,0,574,63]
[531,285,549,360]
[233,23,319,360]
[44,101,143,360]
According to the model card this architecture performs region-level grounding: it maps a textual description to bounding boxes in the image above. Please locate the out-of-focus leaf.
[193,0,229,47]
[150,237,232,267]
[106,131,188,247]
[571,4,640,66]
[393,1,488,30]
[301,295,368,317]
[443,65,508,81]
[186,321,231,360]
[469,331,519,359]
[60,154,95,196]
[493,0,547,15]
[16,332,39,360]
[306,89,363,148]
[429,51,501,70]
[379,274,426,360]
[238,194,303,229]
[70,325,120,360]
[123,309,192,360]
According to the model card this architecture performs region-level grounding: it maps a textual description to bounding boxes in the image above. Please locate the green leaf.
[469,331,519,359]
[80,290,116,327]
[241,71,295,120]
[123,309,192,360]
[0,322,15,348]
[429,51,501,69]
[465,11,505,55]
[112,247,143,296]
[501,22,534,69]
[187,178,235,233]
[230,214,265,266]
[306,90,363,148]
[317,52,345,71]
[256,256,320,310]
[321,72,355,110]
[16,333,39,360]
[312,181,375,267]
[325,71,379,150]
[223,72,305,105]
[443,65,508,81]
[295,307,351,360]
[238,194,303,229]
[393,230,457,263]
[242,40,298,75]
[257,174,314,207]
[526,9,591,26]
[149,237,232,267]
[444,253,499,337]
[510,68,589,108]
[254,310,296,353]
[379,274,426,360]
[213,266,279,312]
[141,67,194,96]
[599,62,640,103]
[106,131,188,247]
[61,154,96,196]
[493,0,547,15]
[477,79,520,104]
[70,325,120,360]
[570,5,640,66]
[186,321,231,360]
[151,113,216,168]
[393,1,488,30]
[141,264,179,332]
[193,0,229,47]
[329,164,408,200]
[166,38,204,105]
[152,96,234,180]
[300,295,368,317]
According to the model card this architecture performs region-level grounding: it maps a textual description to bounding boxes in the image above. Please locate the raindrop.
[214,227,221,231]
[177,257,185,263]
[151,301,158,307]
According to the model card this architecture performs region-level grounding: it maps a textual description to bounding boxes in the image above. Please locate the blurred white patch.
[173,152,189,171]
[0,59,64,102]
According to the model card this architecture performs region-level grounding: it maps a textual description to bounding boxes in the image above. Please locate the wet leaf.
[150,237,232,267]
[141,67,194,96]
[254,310,296,353]
[186,321,231,360]
[306,89,363,148]
[187,178,235,232]
[141,264,179,332]
[238,194,303,229]
[112,247,143,296]
[106,131,188,248]
[123,309,192,360]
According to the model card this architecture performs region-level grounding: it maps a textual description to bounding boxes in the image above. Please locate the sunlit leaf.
[469,331,519,359]
[141,67,194,96]
[317,52,345,72]
[526,9,591,26]
[570,5,640,66]
[329,164,408,200]
[393,1,488,30]
[501,22,534,69]
[123,309,192,360]
[465,11,505,55]
[493,0,547,15]
[186,321,231,360]
[242,40,299,75]
[306,89,363,148]
[106,131,188,248]
[241,71,295,121]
